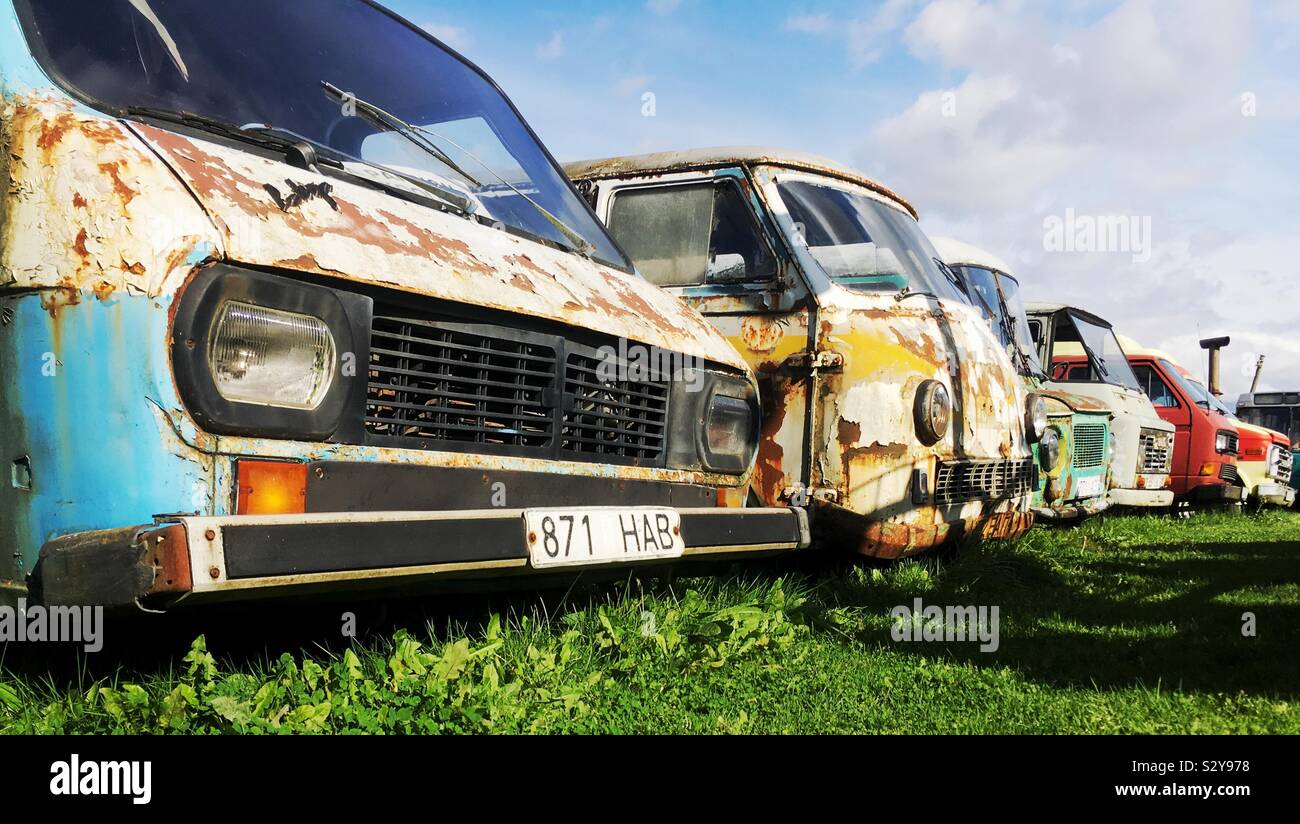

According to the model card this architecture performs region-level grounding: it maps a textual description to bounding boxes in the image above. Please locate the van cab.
[1026,304,1176,508]
[0,1,808,612]
[1114,344,1246,507]
[933,239,1112,521]
[1236,392,1300,506]
[566,149,1037,559]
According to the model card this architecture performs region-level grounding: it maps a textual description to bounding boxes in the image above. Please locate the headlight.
[666,370,758,474]
[1039,427,1062,471]
[1214,430,1235,455]
[210,302,336,410]
[172,265,368,440]
[914,380,951,446]
[705,395,753,459]
[1026,394,1048,442]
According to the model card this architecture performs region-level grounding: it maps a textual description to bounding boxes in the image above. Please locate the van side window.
[608,180,776,287]
[1131,363,1179,408]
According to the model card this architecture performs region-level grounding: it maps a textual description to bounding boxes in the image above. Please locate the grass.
[2,510,1298,734]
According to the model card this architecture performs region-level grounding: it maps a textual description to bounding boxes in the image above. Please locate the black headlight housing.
[171,265,372,441]
[665,369,759,475]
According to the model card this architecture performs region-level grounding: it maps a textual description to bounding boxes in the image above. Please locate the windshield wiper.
[243,124,477,217]
[125,106,480,219]
[321,81,596,258]
[895,287,941,303]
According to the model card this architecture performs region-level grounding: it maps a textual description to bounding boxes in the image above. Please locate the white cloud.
[420,23,471,50]
[783,0,918,66]
[860,0,1299,396]
[537,32,565,60]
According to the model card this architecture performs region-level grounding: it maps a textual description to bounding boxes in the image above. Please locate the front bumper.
[1184,483,1248,506]
[1031,495,1111,522]
[33,507,810,610]
[1107,488,1175,508]
[1251,483,1296,507]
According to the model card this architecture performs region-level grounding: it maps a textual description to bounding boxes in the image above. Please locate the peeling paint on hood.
[130,123,746,371]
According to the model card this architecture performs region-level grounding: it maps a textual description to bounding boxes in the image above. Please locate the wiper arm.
[243,124,476,217]
[895,287,941,303]
[321,82,481,187]
[322,81,596,258]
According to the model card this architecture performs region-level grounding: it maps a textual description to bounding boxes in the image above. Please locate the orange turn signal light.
[716,487,746,508]
[237,460,307,515]
[1199,462,1217,477]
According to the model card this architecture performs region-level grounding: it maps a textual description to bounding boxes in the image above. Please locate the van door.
[590,169,815,505]
[1131,359,1191,481]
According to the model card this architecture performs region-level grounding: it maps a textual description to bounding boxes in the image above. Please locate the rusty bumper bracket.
[33,524,193,612]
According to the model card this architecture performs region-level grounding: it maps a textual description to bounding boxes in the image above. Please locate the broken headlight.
[666,370,759,475]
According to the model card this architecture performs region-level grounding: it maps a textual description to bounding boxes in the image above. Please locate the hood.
[1235,420,1289,452]
[820,287,1031,462]
[128,122,747,372]
[1038,387,1111,415]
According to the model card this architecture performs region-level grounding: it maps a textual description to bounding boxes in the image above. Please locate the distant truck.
[1235,391,1300,506]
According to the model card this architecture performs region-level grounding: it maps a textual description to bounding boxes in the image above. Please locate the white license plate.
[1076,475,1104,498]
[524,508,684,569]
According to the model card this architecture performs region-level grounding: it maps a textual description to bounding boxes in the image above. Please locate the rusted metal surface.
[570,153,1036,558]
[130,124,746,371]
[0,97,224,299]
[564,147,920,220]
[143,523,192,600]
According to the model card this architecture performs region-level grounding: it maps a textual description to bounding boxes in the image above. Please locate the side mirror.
[707,253,747,282]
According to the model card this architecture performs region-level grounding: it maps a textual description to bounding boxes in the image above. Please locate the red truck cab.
[1054,346,1245,507]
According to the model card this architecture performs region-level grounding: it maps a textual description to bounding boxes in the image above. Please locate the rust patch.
[40,286,81,319]
[92,280,117,302]
[754,378,790,505]
[71,192,87,209]
[837,418,861,447]
[741,315,784,353]
[97,161,139,206]
[73,228,90,261]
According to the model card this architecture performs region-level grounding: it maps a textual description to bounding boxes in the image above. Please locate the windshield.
[774,178,964,301]
[19,0,627,268]
[1239,406,1300,445]
[951,265,1045,376]
[1174,367,1234,416]
[1053,312,1143,392]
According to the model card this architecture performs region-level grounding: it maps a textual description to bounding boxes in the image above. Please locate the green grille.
[1072,423,1107,469]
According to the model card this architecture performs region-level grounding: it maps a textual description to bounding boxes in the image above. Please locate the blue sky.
[388,0,1300,397]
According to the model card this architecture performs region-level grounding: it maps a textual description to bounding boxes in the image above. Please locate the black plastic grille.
[1221,431,1240,457]
[366,315,556,448]
[1219,463,1240,485]
[561,353,669,462]
[934,459,1035,506]
[1072,423,1107,469]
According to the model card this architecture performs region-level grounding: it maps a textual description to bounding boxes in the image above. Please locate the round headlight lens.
[1027,394,1048,442]
[914,380,952,446]
[210,301,336,410]
[1039,427,1062,471]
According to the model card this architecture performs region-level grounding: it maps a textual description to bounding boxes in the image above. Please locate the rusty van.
[1025,304,1176,509]
[566,149,1038,559]
[931,238,1113,521]
[0,1,810,612]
